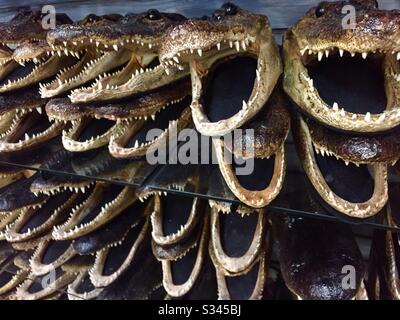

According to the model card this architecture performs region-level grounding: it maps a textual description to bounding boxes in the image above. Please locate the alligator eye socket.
[223,3,238,15]
[147,9,162,20]
[315,5,325,17]
[85,14,101,23]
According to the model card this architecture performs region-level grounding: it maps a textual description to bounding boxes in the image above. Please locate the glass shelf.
[0,135,398,233]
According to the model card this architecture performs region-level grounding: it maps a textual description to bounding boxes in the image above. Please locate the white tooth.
[397,52,400,60]
[96,41,100,47]
[378,113,386,121]
[339,49,344,57]
[173,56,179,63]
[235,41,240,52]
[25,133,29,140]
[134,140,139,148]
[36,107,42,114]
[113,44,118,51]
[256,69,260,81]
[216,43,221,51]
[151,114,156,120]
[345,161,349,166]
[351,52,355,57]
[340,108,345,116]
[197,49,202,57]
[332,102,339,111]
[63,41,67,46]
[241,40,246,50]
[229,41,233,48]
[325,50,329,58]
[242,100,248,110]
[318,51,324,61]
[365,112,371,121]
[362,52,368,59]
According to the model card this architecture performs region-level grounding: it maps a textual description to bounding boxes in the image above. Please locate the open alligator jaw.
[210,203,265,275]
[0,108,65,152]
[109,97,192,158]
[151,193,203,246]
[29,239,76,276]
[62,117,128,152]
[67,270,103,300]
[284,0,400,133]
[213,88,290,208]
[89,216,150,287]
[4,190,85,243]
[158,3,282,136]
[69,55,189,103]
[52,184,138,240]
[161,213,209,298]
[292,113,388,218]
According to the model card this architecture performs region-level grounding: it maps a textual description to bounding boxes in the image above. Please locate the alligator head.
[208,202,269,300]
[213,87,290,208]
[0,8,75,93]
[271,213,366,300]
[159,3,282,136]
[45,77,192,154]
[283,0,400,133]
[292,112,394,218]
[0,87,65,152]
[47,10,189,103]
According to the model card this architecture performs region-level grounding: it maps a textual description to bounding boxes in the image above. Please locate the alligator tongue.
[102,219,145,276]
[232,155,274,191]
[307,55,386,114]
[225,261,260,299]
[314,150,374,203]
[19,190,73,233]
[78,118,115,142]
[204,56,256,122]
[219,207,258,257]
[161,194,193,236]
[126,97,189,147]
[42,239,72,265]
[73,200,146,254]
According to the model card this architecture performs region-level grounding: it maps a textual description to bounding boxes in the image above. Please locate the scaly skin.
[158,3,282,136]
[46,10,189,103]
[283,0,400,132]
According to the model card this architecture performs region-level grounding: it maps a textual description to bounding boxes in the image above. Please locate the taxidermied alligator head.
[292,112,394,218]
[158,3,282,136]
[0,8,75,93]
[40,14,133,98]
[45,77,192,154]
[208,202,269,300]
[271,213,366,300]
[213,87,290,208]
[46,9,189,103]
[283,0,400,133]
[0,87,65,152]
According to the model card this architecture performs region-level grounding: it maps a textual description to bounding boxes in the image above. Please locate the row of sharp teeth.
[312,141,399,166]
[47,48,83,59]
[56,37,155,51]
[34,185,91,196]
[130,119,177,149]
[169,183,185,191]
[301,46,400,61]
[301,72,388,121]
[0,62,46,88]
[162,36,256,70]
[131,96,186,120]
[0,110,27,139]
[16,56,47,66]
[150,209,191,244]
[13,121,60,144]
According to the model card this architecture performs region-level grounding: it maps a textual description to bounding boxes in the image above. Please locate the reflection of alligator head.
[284,0,400,133]
[271,213,366,300]
[46,10,189,103]
[292,112,394,218]
[159,3,282,136]
[213,87,290,208]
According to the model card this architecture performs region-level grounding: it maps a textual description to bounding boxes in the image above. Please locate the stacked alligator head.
[285,0,400,218]
[157,3,289,208]
[44,9,194,154]
[0,9,74,152]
